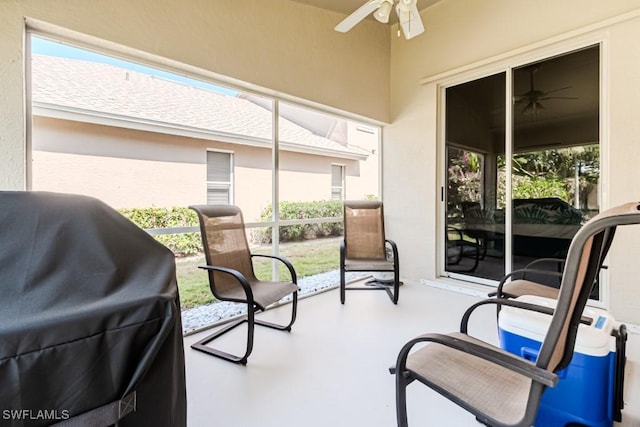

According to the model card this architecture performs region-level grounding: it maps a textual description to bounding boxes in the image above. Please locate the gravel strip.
[181,269,369,333]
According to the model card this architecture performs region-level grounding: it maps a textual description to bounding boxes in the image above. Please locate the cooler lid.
[498,295,614,356]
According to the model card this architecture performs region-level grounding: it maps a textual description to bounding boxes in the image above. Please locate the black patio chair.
[189,205,299,364]
[340,200,400,304]
[390,202,640,426]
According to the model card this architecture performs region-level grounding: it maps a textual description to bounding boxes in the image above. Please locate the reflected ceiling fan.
[334,0,425,40]
[515,66,578,115]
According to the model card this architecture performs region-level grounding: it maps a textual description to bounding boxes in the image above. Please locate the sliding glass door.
[444,45,601,294]
[445,72,506,281]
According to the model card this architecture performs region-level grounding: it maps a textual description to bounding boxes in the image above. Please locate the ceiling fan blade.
[540,96,580,101]
[334,0,383,33]
[396,0,424,39]
[543,86,573,95]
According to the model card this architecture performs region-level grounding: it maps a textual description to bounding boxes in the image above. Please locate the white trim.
[436,84,445,276]
[33,103,369,161]
[272,100,280,262]
[419,8,640,86]
[355,126,376,134]
[596,37,611,305]
[432,37,606,91]
[505,66,513,275]
[24,24,33,190]
[444,272,498,288]
[420,278,493,298]
[377,125,383,201]
[206,147,234,155]
[626,324,640,335]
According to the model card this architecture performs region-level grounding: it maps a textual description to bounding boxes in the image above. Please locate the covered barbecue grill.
[0,191,186,427]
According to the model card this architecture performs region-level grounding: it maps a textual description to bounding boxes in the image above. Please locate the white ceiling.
[289,0,440,19]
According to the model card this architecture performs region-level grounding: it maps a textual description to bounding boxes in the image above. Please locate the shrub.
[512,176,569,201]
[118,206,202,256]
[254,200,343,243]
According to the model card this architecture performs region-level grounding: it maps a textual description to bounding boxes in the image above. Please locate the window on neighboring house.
[207,150,233,205]
[331,164,345,200]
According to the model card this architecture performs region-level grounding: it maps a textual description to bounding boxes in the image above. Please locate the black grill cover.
[0,192,186,426]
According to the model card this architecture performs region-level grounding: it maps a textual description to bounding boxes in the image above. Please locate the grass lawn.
[176,237,341,309]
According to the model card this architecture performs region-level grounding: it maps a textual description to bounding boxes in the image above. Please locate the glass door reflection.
[511,46,600,297]
[445,72,506,281]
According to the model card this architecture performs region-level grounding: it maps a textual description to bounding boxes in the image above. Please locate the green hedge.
[118,206,202,257]
[119,201,345,254]
[254,200,343,243]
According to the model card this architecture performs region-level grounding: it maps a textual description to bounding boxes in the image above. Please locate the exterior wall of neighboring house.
[32,116,371,221]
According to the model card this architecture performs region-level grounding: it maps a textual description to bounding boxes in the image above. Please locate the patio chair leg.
[192,293,298,364]
[340,242,347,304]
[191,312,254,365]
[340,268,346,304]
[380,269,401,304]
[392,270,400,304]
[396,370,410,427]
[255,291,298,331]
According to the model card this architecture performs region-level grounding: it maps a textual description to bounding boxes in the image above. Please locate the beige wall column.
[0,6,27,189]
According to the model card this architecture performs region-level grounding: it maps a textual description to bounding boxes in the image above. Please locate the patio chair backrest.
[343,200,386,260]
[538,202,640,373]
[190,205,257,295]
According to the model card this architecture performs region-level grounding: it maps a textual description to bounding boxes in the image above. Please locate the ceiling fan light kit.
[374,0,393,23]
[334,0,425,40]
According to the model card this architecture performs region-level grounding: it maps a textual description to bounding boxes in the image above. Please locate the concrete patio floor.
[183,281,640,427]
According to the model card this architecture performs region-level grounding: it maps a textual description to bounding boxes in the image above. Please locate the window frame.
[331,163,345,201]
[206,149,234,206]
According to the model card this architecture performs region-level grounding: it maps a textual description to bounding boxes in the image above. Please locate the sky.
[31,36,237,96]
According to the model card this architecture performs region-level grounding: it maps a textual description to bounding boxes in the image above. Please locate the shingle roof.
[31,55,368,158]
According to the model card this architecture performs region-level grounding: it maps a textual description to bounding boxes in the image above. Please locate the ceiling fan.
[515,66,578,115]
[334,0,425,40]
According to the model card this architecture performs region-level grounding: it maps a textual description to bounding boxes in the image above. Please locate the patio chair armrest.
[459,298,556,333]
[460,297,593,331]
[521,258,607,274]
[251,254,298,283]
[199,265,254,301]
[391,332,558,388]
[385,239,399,263]
[489,268,563,297]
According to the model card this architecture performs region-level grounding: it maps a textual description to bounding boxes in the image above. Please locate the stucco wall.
[33,116,376,220]
[0,0,389,189]
[385,0,640,324]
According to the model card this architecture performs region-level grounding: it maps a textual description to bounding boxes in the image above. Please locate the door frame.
[435,32,609,305]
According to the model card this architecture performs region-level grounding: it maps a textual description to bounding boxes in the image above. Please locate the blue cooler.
[498,295,626,427]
